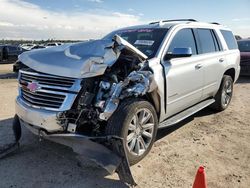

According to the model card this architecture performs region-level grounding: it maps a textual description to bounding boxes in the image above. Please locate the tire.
[210,75,233,111]
[106,99,158,165]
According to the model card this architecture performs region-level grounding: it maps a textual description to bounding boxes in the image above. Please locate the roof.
[114,19,226,32]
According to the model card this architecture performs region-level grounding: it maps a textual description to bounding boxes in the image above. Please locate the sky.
[0,0,249,40]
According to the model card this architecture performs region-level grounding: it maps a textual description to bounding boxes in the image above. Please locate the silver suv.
[12,19,240,184]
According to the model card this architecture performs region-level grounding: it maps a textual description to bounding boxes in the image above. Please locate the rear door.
[194,28,225,99]
[161,28,204,117]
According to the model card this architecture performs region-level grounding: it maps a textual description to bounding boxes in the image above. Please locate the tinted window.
[210,30,221,51]
[104,28,168,58]
[167,29,197,55]
[237,40,250,52]
[220,30,238,50]
[212,30,223,51]
[8,46,17,51]
[197,29,216,53]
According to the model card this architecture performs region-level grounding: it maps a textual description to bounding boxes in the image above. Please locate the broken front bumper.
[19,119,136,185]
[14,97,136,185]
[15,96,64,132]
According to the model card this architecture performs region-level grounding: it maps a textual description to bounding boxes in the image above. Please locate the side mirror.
[164,47,192,60]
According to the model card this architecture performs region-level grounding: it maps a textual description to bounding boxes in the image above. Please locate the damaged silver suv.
[10,19,240,184]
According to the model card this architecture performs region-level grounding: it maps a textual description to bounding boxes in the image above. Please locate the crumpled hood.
[19,35,148,78]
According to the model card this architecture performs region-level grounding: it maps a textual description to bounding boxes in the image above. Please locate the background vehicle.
[237,39,250,75]
[0,45,26,64]
[13,45,46,72]
[45,42,62,48]
[30,45,46,50]
[11,20,240,184]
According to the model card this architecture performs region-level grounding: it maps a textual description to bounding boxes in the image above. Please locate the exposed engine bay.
[60,47,156,137]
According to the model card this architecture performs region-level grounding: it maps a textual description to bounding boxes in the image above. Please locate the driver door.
[162,28,204,118]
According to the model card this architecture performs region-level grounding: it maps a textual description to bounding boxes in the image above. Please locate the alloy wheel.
[126,108,155,156]
[222,79,233,107]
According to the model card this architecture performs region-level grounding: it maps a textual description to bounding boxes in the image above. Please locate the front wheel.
[105,99,158,165]
[211,75,233,111]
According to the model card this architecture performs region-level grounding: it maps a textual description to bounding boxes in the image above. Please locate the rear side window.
[212,30,223,51]
[220,30,238,50]
[197,29,217,54]
[167,28,197,55]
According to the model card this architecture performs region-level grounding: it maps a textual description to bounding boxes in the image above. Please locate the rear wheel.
[211,75,233,111]
[106,99,158,165]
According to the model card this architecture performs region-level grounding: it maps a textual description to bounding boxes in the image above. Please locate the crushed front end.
[4,35,157,186]
[14,67,139,185]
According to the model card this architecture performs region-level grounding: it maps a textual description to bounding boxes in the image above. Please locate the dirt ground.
[0,64,250,188]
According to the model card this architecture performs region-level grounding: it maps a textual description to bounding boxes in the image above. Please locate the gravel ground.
[0,65,249,188]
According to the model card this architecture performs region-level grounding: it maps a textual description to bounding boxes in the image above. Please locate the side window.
[211,30,220,51]
[167,28,197,55]
[212,30,223,51]
[220,30,238,50]
[197,29,216,53]
[8,46,17,52]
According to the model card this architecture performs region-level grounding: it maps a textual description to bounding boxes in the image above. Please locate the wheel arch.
[143,90,161,118]
[223,68,236,82]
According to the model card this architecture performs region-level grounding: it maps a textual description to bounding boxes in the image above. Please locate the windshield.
[237,40,250,52]
[103,28,168,58]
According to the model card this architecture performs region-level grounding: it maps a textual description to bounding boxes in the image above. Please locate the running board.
[159,99,215,129]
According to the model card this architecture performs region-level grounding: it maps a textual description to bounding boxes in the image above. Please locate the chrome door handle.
[219,58,225,62]
[195,64,202,69]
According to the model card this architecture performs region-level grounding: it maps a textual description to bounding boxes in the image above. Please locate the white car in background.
[45,42,63,48]
[20,43,36,50]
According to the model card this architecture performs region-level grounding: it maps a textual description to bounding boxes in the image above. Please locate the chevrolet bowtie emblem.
[27,82,40,92]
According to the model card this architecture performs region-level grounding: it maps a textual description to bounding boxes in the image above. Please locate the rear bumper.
[15,96,64,132]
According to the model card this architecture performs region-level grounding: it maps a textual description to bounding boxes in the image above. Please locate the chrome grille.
[21,73,75,88]
[21,89,65,108]
[18,70,81,111]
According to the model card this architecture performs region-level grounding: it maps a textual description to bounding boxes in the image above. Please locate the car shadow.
[156,107,216,141]
[0,118,129,188]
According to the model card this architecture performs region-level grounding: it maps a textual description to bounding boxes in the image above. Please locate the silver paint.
[18,35,147,78]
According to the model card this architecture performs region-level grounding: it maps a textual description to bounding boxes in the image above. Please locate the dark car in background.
[0,45,26,64]
[13,45,45,72]
[237,39,250,76]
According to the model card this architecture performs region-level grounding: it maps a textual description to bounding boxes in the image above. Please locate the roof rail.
[149,19,197,25]
[210,22,220,25]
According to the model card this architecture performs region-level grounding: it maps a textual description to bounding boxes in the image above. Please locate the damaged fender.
[99,70,157,121]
